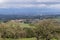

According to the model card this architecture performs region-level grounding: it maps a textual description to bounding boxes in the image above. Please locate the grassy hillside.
[0,19,60,40]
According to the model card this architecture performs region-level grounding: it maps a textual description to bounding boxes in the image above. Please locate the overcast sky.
[0,0,60,9]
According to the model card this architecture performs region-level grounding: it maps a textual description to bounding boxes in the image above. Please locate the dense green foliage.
[33,19,60,40]
[0,21,35,38]
[0,19,60,40]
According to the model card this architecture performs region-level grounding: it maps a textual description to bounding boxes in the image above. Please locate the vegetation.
[0,19,60,40]
[33,19,60,40]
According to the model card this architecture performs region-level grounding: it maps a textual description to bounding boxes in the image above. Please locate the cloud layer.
[0,0,60,9]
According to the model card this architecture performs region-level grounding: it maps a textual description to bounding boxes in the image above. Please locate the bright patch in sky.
[0,0,4,3]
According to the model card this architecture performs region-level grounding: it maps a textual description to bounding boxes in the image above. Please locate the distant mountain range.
[0,8,60,21]
[0,8,60,16]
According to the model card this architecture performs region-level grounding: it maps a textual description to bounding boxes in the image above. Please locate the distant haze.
[0,8,60,15]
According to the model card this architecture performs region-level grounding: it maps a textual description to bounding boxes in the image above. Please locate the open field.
[20,23,31,28]
[0,38,36,40]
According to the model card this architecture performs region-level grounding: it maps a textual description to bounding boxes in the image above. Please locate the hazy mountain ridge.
[0,8,60,15]
[0,8,60,21]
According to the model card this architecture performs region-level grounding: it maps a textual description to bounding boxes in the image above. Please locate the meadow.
[0,38,36,40]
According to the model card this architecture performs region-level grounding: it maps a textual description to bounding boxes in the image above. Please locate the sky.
[0,0,60,8]
[0,0,60,15]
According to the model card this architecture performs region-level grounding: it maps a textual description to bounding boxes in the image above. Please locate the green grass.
[20,23,31,28]
[0,38,58,40]
[19,38,36,40]
[0,38,36,40]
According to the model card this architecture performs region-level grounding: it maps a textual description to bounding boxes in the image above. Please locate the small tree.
[24,27,35,38]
